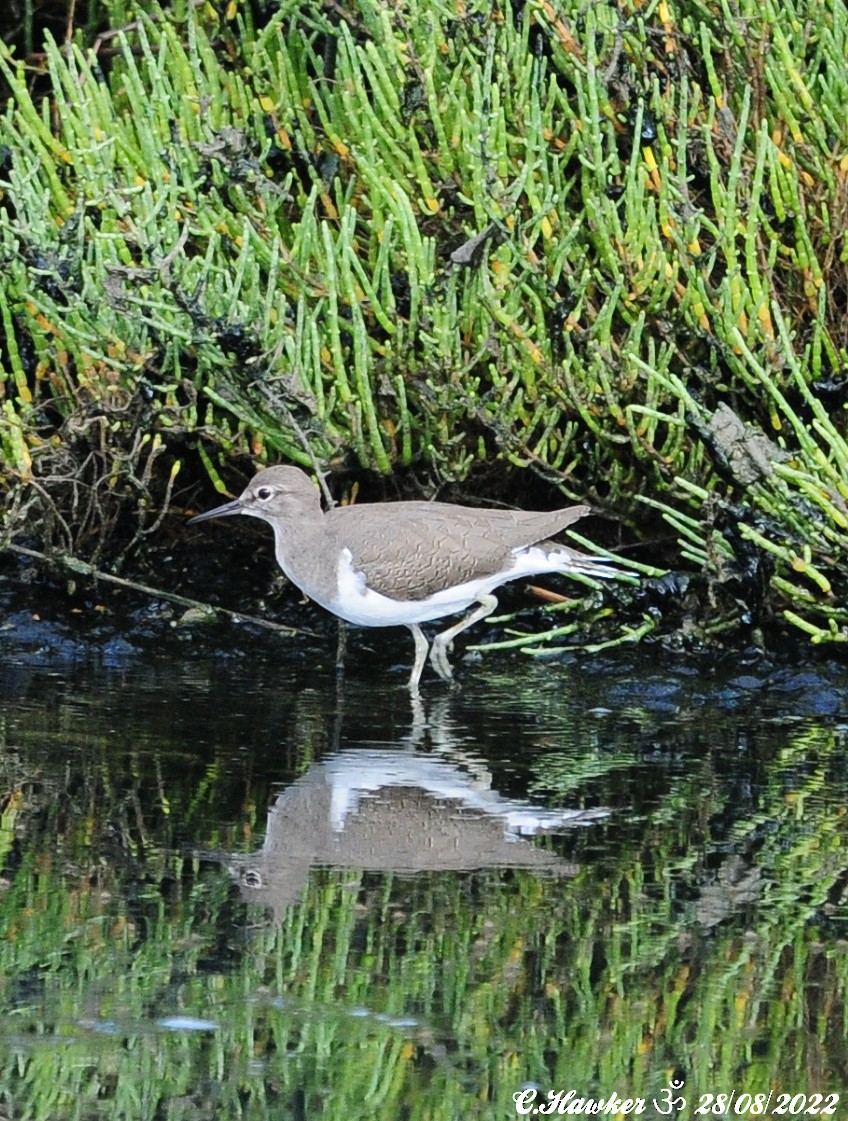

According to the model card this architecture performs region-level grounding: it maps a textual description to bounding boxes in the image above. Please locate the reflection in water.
[0,633,847,1120]
[691,854,764,929]
[221,746,605,915]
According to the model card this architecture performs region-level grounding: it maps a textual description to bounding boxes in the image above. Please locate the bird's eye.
[256,486,273,501]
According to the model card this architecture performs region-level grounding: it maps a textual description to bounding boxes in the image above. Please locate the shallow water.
[1,602,847,1119]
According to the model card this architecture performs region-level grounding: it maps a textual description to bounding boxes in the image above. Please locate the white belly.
[315,545,588,628]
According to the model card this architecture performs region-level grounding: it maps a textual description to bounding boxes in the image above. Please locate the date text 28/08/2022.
[512,1088,840,1117]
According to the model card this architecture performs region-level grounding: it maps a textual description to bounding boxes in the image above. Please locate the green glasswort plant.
[1,0,848,646]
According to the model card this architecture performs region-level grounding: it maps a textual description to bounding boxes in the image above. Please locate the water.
[1,607,847,1119]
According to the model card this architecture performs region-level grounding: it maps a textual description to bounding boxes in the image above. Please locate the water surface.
[1,607,846,1119]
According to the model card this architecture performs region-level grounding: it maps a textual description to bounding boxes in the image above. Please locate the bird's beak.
[187,497,245,524]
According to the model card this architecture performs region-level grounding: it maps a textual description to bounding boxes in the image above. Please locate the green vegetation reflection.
[0,686,846,1119]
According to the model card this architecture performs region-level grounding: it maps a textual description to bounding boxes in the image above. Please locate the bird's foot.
[429,637,455,683]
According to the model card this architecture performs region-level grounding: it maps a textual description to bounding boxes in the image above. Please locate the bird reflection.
[219,745,606,918]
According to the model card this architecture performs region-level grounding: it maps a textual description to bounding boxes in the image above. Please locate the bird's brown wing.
[327,501,591,601]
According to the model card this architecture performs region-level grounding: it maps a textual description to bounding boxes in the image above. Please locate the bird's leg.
[407,624,431,694]
[429,594,498,682]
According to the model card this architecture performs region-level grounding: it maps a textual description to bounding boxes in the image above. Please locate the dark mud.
[2,543,846,723]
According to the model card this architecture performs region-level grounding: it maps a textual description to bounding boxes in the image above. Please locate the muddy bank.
[2,546,845,721]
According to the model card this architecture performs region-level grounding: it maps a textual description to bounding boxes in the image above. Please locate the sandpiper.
[189,466,618,691]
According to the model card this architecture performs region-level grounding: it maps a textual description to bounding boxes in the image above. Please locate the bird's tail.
[551,546,637,582]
